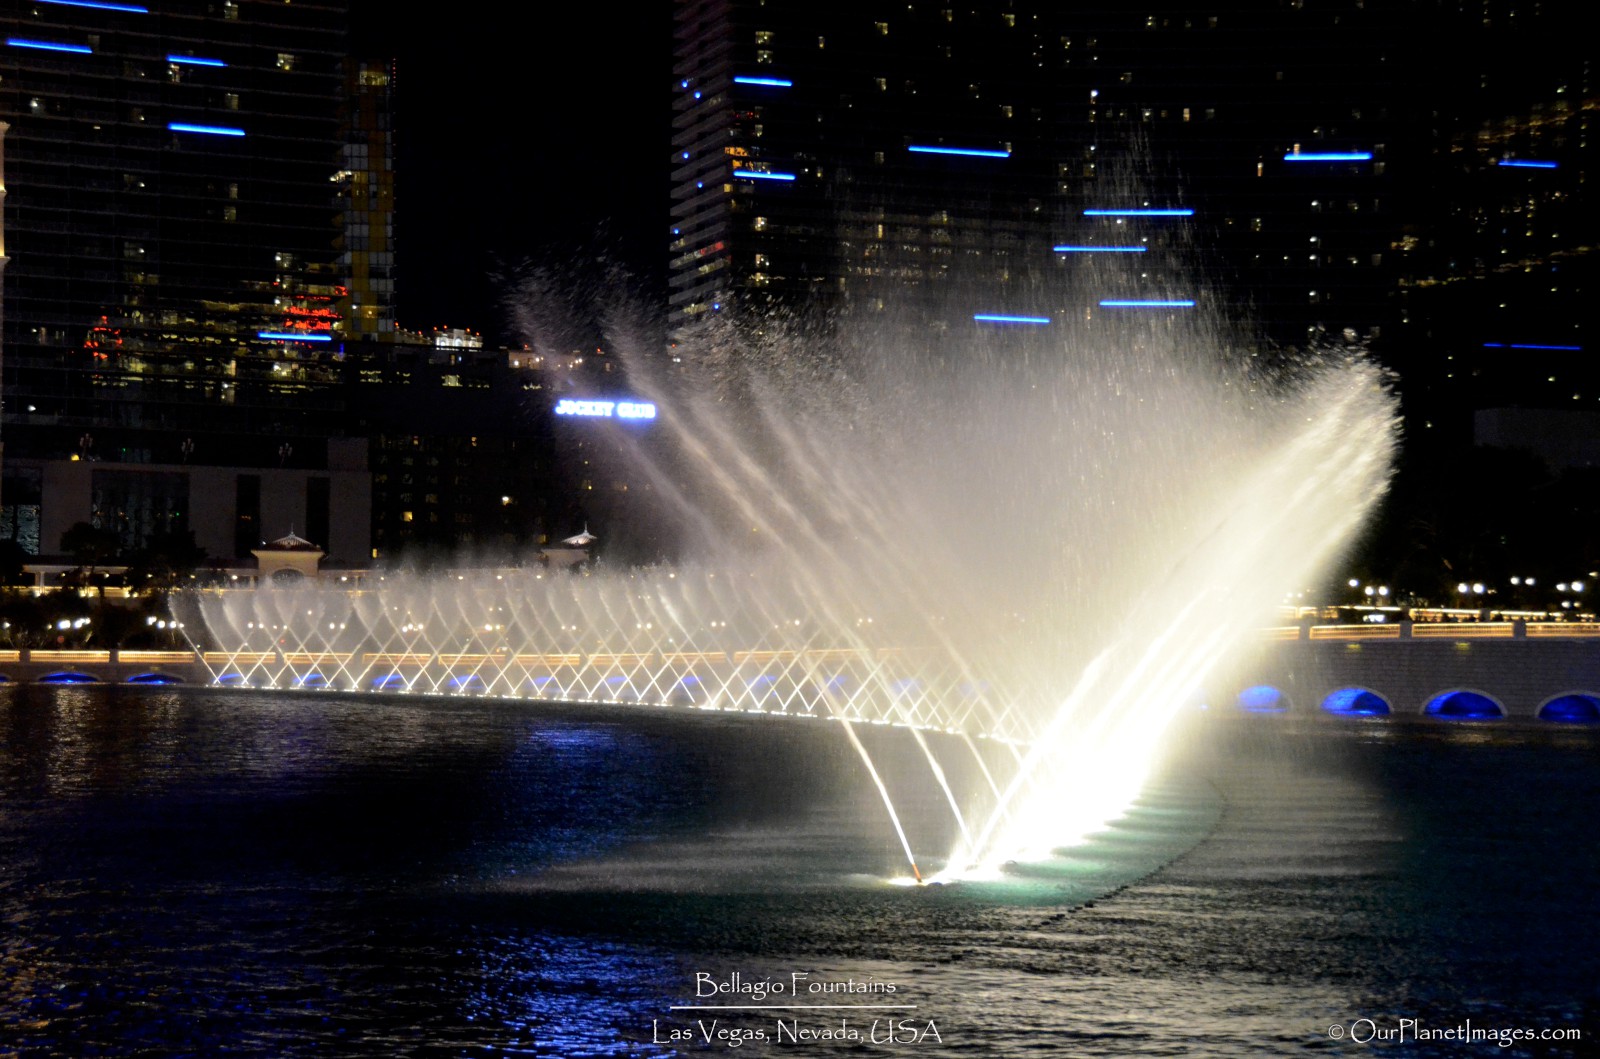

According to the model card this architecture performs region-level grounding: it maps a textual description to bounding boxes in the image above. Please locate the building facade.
[1,0,353,465]
[668,0,1408,345]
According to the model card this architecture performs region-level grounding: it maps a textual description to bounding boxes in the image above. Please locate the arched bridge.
[5,622,1598,723]
[1225,621,1600,721]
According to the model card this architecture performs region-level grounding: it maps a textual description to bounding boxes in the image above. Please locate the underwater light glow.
[1099,300,1195,308]
[1497,159,1557,169]
[973,314,1051,325]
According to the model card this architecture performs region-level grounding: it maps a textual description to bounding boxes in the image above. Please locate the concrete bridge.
[4,623,1597,722]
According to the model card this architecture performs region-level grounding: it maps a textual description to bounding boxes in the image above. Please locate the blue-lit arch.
[1237,684,1290,712]
[38,671,100,684]
[1321,687,1390,716]
[126,672,183,685]
[1537,693,1600,724]
[1423,689,1504,720]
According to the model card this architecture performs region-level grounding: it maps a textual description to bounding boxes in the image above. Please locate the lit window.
[755,30,774,44]
[875,21,888,34]
[753,216,768,231]
[276,52,295,71]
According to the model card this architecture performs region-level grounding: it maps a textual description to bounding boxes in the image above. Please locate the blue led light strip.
[909,145,1011,158]
[733,76,793,87]
[168,122,245,136]
[973,314,1050,325]
[258,332,331,342]
[1497,159,1557,169]
[39,0,148,11]
[1083,208,1193,217]
[6,38,93,53]
[1054,245,1147,253]
[731,169,797,181]
[1482,343,1581,351]
[1283,152,1373,162]
[1098,300,1195,308]
[168,54,226,67]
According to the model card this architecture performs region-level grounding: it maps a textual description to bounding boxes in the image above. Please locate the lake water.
[1,684,1595,1056]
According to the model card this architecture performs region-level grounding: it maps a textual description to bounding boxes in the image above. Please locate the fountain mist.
[191,268,1398,881]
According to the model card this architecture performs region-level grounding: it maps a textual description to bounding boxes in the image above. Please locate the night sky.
[352,7,673,345]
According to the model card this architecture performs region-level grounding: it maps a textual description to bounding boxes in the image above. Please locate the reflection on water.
[1,685,1596,1056]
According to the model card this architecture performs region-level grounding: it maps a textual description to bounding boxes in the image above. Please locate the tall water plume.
[585,275,1397,875]
[194,252,1398,881]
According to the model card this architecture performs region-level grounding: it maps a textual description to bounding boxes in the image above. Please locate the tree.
[125,529,208,598]
[60,521,123,598]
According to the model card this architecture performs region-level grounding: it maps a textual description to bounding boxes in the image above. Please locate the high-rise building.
[668,1,1404,345]
[336,56,396,343]
[1,0,350,469]
[1,0,370,560]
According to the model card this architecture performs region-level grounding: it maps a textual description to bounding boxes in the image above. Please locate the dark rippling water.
[1,684,1596,1057]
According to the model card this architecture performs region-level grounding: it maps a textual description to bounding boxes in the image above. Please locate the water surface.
[1,685,1595,1056]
